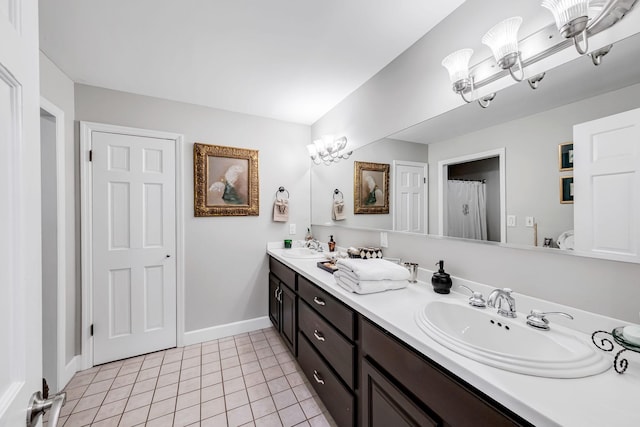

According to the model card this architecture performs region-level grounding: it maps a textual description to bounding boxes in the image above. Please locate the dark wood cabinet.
[361,358,438,427]
[268,259,297,355]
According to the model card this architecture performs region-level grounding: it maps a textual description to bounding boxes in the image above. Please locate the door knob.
[26,391,66,427]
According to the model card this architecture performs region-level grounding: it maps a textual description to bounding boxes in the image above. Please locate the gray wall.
[74,84,311,332]
[39,53,78,363]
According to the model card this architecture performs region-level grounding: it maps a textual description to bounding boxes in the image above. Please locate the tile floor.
[48,327,337,427]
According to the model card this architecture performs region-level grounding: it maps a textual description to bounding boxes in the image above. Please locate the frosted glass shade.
[541,0,589,30]
[306,144,318,157]
[482,17,523,66]
[441,48,474,84]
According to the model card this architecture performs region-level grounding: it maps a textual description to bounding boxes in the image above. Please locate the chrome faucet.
[487,288,516,318]
[305,239,323,252]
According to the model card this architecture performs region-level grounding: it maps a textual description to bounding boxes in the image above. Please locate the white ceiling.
[39,0,464,125]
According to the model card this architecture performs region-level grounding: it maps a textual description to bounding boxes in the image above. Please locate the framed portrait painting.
[354,161,389,214]
[194,143,259,216]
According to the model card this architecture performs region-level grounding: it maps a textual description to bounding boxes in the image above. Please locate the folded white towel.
[332,200,346,221]
[334,270,408,294]
[336,258,410,281]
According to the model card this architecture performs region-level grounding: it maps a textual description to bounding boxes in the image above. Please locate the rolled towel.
[336,258,410,281]
[334,270,408,294]
[332,200,346,220]
[273,199,289,222]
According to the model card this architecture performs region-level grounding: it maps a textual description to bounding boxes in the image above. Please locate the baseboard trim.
[183,316,272,346]
[60,355,81,391]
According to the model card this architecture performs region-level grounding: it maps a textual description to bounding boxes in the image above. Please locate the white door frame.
[437,148,506,243]
[392,160,428,234]
[80,121,185,370]
[40,97,78,389]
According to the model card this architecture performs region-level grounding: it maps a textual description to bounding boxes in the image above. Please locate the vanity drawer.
[298,333,354,427]
[269,256,296,290]
[298,275,355,340]
[299,300,355,389]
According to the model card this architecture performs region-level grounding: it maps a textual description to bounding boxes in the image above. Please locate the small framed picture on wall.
[559,142,574,171]
[560,176,574,204]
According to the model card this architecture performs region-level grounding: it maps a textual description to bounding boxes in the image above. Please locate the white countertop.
[267,246,640,427]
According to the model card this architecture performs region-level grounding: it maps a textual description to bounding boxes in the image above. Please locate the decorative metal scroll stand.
[592,328,640,374]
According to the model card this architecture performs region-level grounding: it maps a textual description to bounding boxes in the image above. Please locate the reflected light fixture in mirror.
[441,49,496,109]
[307,135,352,165]
[482,16,524,82]
[541,0,590,54]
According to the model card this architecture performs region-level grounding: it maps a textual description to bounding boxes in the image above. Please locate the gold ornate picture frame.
[354,161,389,214]
[194,143,259,216]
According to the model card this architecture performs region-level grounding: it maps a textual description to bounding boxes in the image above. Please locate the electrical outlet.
[525,216,535,227]
[380,232,388,248]
[289,223,296,235]
[507,215,516,227]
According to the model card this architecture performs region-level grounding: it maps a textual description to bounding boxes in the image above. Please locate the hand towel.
[273,199,289,222]
[334,270,408,294]
[332,200,346,221]
[336,258,410,281]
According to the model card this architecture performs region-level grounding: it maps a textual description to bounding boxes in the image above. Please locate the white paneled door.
[574,107,640,263]
[0,0,46,425]
[91,130,177,365]
[394,161,428,234]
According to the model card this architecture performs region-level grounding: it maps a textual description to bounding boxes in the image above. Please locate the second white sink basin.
[416,300,609,378]
[280,247,326,259]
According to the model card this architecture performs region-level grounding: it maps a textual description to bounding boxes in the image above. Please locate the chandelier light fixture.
[307,135,352,165]
[441,0,636,109]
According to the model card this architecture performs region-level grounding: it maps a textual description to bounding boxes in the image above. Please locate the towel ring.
[333,189,343,201]
[276,186,290,200]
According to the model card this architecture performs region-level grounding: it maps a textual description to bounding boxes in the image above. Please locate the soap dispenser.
[328,235,336,252]
[431,260,452,294]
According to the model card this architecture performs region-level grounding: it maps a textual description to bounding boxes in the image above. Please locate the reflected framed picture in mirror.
[559,142,574,171]
[193,142,259,216]
[560,176,574,204]
[354,161,389,214]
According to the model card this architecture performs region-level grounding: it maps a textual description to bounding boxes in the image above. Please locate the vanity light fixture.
[441,49,496,108]
[482,17,524,82]
[307,135,352,165]
[440,0,635,108]
[541,0,590,55]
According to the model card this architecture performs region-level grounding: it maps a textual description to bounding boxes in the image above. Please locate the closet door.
[574,108,640,262]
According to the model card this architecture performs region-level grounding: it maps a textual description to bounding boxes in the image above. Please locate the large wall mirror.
[310,32,640,261]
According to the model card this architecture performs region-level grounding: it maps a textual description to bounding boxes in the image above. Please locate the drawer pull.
[313,330,325,342]
[313,370,325,385]
[274,286,280,300]
[313,296,326,306]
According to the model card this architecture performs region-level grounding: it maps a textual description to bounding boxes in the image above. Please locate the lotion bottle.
[328,235,336,252]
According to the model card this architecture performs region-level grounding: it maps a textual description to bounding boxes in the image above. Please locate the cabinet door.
[268,273,281,331]
[362,358,438,427]
[280,284,297,355]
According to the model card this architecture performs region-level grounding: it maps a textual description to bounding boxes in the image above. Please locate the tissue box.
[348,247,383,259]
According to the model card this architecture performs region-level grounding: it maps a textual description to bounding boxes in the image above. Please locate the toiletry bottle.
[431,260,452,294]
[305,227,313,241]
[328,235,336,252]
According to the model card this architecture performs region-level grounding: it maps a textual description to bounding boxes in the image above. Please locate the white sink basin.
[280,248,326,259]
[416,300,609,378]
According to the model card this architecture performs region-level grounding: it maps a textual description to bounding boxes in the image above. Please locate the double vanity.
[267,244,640,427]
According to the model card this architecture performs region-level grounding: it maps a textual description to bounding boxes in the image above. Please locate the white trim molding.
[80,121,185,369]
[60,356,81,390]
[183,317,273,347]
[40,97,68,392]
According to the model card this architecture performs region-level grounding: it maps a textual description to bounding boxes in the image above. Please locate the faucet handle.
[458,285,486,308]
[526,309,574,331]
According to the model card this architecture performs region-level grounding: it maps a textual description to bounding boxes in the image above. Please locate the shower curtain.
[446,180,487,240]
